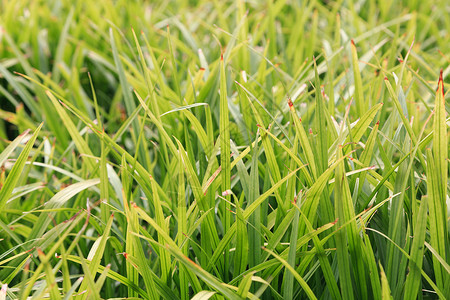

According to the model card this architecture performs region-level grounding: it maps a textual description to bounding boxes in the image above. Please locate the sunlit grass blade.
[27,179,100,241]
[237,271,254,299]
[175,138,221,271]
[430,70,449,293]
[350,40,365,116]
[0,123,42,211]
[45,91,96,171]
[287,97,317,179]
[334,146,355,300]
[36,248,62,300]
[219,53,232,281]
[76,245,101,300]
[206,167,300,273]
[426,147,448,293]
[233,193,249,278]
[77,213,114,300]
[379,263,392,300]
[177,149,189,300]
[0,129,30,169]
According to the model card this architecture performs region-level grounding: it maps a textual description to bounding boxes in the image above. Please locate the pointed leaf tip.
[438,69,444,96]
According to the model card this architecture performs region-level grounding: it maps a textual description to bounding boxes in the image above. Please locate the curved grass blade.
[0,123,42,212]
[263,247,317,300]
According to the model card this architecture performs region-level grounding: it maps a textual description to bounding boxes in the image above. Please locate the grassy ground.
[0,0,449,299]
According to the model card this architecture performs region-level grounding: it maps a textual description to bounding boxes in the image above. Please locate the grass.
[0,0,449,299]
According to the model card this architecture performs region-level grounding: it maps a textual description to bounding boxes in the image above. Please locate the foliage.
[0,0,449,299]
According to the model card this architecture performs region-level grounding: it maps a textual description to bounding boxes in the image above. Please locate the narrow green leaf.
[347,103,383,146]
[283,196,301,300]
[220,54,232,280]
[28,179,100,241]
[36,249,62,300]
[0,123,42,211]
[350,40,365,116]
[288,97,317,179]
[237,271,254,299]
[426,149,447,292]
[78,213,114,300]
[431,70,448,280]
[404,195,428,299]
[0,129,30,167]
[46,91,96,171]
[206,167,300,272]
[263,247,317,300]
[379,263,393,300]
[191,291,217,300]
[334,147,355,300]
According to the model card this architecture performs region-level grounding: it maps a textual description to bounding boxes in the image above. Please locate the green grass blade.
[0,123,42,211]
[45,91,96,171]
[219,54,232,280]
[431,70,449,292]
[263,247,317,300]
[379,263,392,300]
[350,40,366,116]
[77,213,114,300]
[283,196,301,300]
[334,147,354,300]
[28,179,100,241]
[0,129,30,167]
[36,249,62,300]
[404,195,428,299]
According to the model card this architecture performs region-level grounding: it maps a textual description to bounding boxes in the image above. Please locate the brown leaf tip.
[438,69,444,96]
[287,98,294,108]
[351,39,355,46]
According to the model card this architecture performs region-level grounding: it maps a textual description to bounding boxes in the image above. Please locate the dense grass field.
[0,0,449,299]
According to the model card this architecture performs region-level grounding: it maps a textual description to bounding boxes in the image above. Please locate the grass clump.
[0,0,449,299]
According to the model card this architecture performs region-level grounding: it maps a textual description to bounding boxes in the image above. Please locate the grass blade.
[0,123,42,211]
